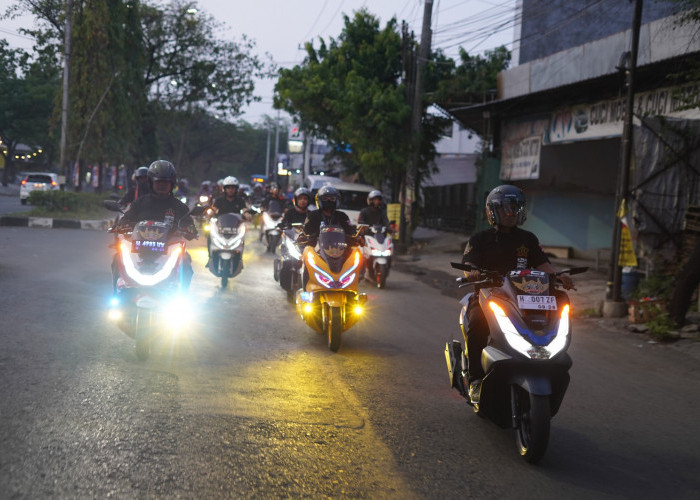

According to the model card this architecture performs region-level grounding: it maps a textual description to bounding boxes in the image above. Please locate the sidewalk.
[395,227,700,358]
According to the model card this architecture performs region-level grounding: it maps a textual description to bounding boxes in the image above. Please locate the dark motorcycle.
[273,223,304,302]
[445,262,587,463]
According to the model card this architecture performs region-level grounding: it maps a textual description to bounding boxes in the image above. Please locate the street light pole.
[607,0,644,307]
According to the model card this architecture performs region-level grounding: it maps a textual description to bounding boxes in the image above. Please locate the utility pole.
[399,0,433,250]
[274,109,280,176]
[59,0,72,188]
[265,125,271,179]
[605,0,643,312]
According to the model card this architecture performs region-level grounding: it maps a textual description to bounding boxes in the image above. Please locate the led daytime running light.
[488,301,533,356]
[307,253,334,285]
[121,241,182,286]
[339,251,361,283]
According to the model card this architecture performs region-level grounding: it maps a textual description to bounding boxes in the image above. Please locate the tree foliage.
[0,40,59,185]
[1,0,271,184]
[275,10,448,192]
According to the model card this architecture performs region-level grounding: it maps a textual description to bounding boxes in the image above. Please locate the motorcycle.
[361,224,394,288]
[194,194,213,230]
[445,262,587,463]
[205,212,247,288]
[103,200,202,360]
[273,223,304,302]
[259,199,284,253]
[295,224,368,352]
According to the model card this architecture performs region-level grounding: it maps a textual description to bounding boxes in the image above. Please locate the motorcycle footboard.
[444,341,466,395]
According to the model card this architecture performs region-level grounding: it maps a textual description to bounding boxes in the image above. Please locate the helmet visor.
[501,198,525,216]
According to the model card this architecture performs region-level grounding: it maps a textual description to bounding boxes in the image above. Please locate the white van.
[303,174,342,193]
[331,181,375,225]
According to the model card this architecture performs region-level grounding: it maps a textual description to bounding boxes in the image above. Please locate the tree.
[3,0,271,178]
[274,9,447,196]
[0,40,59,185]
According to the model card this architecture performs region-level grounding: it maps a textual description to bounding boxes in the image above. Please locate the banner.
[618,199,638,267]
[500,116,549,180]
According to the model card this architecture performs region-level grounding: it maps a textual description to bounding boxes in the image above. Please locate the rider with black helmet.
[297,185,360,248]
[460,185,574,404]
[115,160,198,288]
[278,187,311,229]
[358,190,390,227]
[118,166,150,207]
[261,182,286,211]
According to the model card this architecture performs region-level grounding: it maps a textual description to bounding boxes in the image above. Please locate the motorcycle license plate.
[517,295,557,310]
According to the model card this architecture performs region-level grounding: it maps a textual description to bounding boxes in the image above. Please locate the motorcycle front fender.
[374,257,388,266]
[318,291,351,308]
[219,252,232,260]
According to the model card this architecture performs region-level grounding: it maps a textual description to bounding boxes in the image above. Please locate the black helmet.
[293,187,311,207]
[485,185,527,226]
[148,160,177,185]
[316,185,340,212]
[134,166,149,179]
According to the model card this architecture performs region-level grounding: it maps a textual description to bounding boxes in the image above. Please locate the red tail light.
[21,180,27,186]
[51,181,57,187]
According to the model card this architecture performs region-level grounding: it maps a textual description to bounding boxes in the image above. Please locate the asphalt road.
[1,227,699,498]
[0,192,31,215]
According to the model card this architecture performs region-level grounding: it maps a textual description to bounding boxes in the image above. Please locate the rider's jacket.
[118,180,151,207]
[358,206,389,227]
[213,195,248,215]
[278,208,308,229]
[461,227,549,274]
[119,193,196,238]
[299,209,358,247]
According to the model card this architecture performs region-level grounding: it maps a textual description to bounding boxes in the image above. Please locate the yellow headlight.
[353,304,364,316]
[303,303,314,314]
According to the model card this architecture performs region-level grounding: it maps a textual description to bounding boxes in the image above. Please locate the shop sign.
[500,117,549,180]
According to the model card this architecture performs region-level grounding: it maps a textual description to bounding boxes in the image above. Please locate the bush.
[27,190,106,213]
[646,312,676,341]
[631,272,674,301]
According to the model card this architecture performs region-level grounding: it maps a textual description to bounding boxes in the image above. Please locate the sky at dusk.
[0,0,516,123]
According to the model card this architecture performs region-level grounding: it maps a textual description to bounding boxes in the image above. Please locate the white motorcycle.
[206,212,246,288]
[259,199,284,253]
[361,224,394,289]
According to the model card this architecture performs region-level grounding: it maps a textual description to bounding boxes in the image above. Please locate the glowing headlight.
[121,242,183,286]
[303,303,314,314]
[353,304,364,315]
[370,249,392,257]
[547,304,570,356]
[162,296,194,330]
[488,301,533,357]
[108,309,122,321]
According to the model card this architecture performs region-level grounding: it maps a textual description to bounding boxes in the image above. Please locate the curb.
[0,216,111,231]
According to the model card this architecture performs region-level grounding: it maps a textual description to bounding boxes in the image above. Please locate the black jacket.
[278,207,308,229]
[119,194,196,238]
[299,209,361,247]
[213,195,249,215]
[461,227,549,274]
[358,206,389,227]
[118,180,150,207]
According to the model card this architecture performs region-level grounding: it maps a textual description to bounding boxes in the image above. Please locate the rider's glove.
[464,271,482,282]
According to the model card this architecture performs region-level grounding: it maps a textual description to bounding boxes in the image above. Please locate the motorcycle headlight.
[488,301,533,357]
[370,249,383,257]
[547,304,570,356]
[162,295,194,332]
[286,239,302,259]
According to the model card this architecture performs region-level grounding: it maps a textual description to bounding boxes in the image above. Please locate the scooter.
[259,199,284,253]
[295,224,368,352]
[361,224,393,288]
[445,262,587,463]
[103,200,202,360]
[206,212,246,288]
[273,223,304,302]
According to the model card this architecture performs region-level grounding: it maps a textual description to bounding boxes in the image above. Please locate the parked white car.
[20,172,59,204]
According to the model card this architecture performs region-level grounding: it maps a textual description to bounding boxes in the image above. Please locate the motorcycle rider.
[277,187,311,229]
[460,185,574,403]
[212,176,250,216]
[261,182,287,212]
[358,190,390,228]
[118,166,150,207]
[298,185,362,248]
[114,160,198,290]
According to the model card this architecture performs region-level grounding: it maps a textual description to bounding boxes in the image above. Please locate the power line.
[300,0,331,44]
[317,0,346,38]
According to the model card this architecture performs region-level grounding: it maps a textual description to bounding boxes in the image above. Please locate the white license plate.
[517,295,558,310]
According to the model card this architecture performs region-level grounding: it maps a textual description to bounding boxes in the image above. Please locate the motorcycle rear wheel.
[327,306,343,352]
[515,390,551,464]
[135,309,152,361]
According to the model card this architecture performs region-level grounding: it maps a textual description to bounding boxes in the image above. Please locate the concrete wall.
[517,0,678,65]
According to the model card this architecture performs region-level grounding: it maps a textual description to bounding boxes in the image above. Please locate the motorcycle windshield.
[372,225,386,244]
[267,199,284,217]
[217,213,243,234]
[131,220,172,254]
[319,226,348,273]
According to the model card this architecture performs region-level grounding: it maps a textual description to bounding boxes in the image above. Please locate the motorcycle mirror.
[450,262,477,272]
[103,200,124,213]
[558,266,588,276]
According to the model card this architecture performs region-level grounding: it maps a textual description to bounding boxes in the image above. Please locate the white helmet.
[367,190,383,205]
[222,176,239,189]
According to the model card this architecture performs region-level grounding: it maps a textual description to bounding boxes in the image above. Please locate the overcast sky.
[0,0,516,123]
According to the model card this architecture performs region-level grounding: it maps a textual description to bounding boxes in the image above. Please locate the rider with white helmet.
[358,189,390,228]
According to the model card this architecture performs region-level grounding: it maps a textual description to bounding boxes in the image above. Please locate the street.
[0,190,31,215]
[1,226,699,499]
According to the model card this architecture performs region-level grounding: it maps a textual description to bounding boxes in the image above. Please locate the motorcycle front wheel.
[515,389,551,464]
[135,309,152,361]
[376,264,387,289]
[327,306,343,352]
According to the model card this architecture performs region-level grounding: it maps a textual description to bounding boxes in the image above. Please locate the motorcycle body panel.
[362,225,393,287]
[208,213,246,279]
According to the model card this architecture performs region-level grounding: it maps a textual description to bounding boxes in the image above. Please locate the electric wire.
[300,0,331,44]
